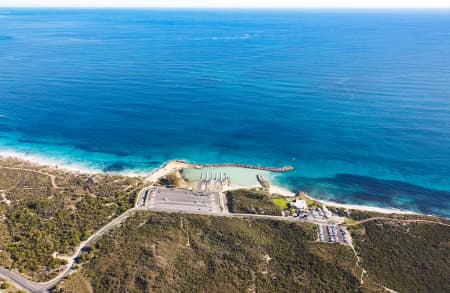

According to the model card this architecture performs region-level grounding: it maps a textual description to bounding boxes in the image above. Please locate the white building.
[290,199,306,210]
[322,205,333,218]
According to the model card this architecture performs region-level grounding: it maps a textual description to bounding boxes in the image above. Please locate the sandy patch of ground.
[144,160,194,184]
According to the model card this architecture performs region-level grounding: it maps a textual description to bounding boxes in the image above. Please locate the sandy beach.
[0,155,421,216]
[265,183,417,215]
[269,185,296,197]
[311,197,418,215]
[0,151,149,177]
[145,160,194,183]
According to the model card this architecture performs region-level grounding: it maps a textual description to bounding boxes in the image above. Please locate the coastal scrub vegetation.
[0,158,142,281]
[226,188,282,216]
[351,220,450,292]
[2,158,449,292]
[58,212,361,293]
[156,171,182,188]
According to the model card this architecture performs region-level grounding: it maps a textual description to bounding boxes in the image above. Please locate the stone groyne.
[174,160,294,172]
[256,173,271,188]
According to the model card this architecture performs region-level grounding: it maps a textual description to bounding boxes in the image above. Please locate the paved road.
[0,266,47,293]
[0,187,344,292]
[0,207,140,292]
[144,207,301,222]
[0,205,300,292]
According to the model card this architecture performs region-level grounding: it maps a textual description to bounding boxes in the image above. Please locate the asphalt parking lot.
[318,224,350,245]
[139,187,221,213]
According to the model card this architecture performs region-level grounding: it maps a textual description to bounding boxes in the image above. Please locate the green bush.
[226,189,282,216]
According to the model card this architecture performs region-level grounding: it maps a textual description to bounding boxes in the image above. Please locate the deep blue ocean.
[0,9,449,217]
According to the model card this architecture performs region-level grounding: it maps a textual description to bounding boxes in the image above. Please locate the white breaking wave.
[0,149,102,174]
[0,148,151,177]
[193,34,255,41]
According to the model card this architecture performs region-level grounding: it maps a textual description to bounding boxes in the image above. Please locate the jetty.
[196,171,229,192]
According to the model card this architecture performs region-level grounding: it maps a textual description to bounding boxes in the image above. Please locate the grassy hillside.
[58,212,361,293]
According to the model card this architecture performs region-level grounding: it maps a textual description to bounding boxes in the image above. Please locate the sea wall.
[174,160,294,172]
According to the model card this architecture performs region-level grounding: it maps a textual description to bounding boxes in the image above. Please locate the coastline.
[0,154,428,217]
[232,181,418,215]
[310,197,418,215]
[165,160,420,216]
[0,150,150,177]
[266,184,418,215]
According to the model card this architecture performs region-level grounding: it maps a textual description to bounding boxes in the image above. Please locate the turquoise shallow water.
[182,167,274,187]
[0,9,449,217]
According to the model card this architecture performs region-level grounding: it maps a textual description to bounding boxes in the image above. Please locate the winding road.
[1,187,447,292]
[0,209,300,292]
[0,187,149,293]
[0,207,138,292]
[0,184,302,292]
